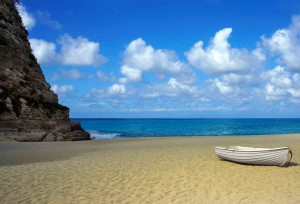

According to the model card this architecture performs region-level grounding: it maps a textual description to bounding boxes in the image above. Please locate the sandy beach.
[0,135,299,204]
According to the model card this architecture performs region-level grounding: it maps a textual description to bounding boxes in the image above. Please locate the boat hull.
[214,146,291,167]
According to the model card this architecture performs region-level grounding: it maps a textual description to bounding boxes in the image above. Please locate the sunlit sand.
[0,134,299,203]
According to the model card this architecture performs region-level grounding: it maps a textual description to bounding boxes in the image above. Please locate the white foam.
[88,130,120,140]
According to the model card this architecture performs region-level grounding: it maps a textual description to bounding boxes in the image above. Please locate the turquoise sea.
[71,118,300,140]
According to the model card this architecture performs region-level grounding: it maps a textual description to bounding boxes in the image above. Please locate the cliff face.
[0,0,90,141]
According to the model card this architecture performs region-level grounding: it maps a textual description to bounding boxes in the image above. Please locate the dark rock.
[0,0,90,141]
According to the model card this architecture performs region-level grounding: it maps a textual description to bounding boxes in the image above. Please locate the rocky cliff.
[0,0,90,141]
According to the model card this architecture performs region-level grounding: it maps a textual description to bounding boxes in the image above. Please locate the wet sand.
[0,134,300,203]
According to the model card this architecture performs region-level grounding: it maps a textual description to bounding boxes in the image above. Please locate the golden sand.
[0,135,300,204]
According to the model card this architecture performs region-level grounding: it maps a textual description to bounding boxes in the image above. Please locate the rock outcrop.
[0,0,90,141]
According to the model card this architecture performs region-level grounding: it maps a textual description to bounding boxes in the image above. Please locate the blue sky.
[17,0,300,118]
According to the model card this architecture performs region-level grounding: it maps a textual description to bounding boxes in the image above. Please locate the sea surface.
[71,118,300,140]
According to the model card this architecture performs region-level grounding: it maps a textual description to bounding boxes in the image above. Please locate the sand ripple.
[0,135,300,203]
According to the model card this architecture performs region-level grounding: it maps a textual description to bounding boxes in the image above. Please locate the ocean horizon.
[71,118,300,140]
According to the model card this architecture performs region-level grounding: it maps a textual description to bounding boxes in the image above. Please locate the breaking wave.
[88,130,120,140]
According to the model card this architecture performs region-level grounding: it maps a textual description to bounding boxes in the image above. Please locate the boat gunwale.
[214,146,290,152]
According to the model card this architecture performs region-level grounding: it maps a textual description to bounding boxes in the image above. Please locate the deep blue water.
[71,118,300,140]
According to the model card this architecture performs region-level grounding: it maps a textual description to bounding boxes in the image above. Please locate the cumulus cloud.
[261,66,300,101]
[108,84,127,95]
[120,65,142,82]
[167,78,199,96]
[85,84,129,99]
[221,73,257,86]
[51,84,74,95]
[29,39,56,64]
[16,3,36,30]
[185,28,265,74]
[142,78,201,98]
[203,72,259,106]
[120,38,191,82]
[30,34,106,66]
[202,64,300,106]
[262,15,300,71]
[207,78,234,95]
[59,34,106,66]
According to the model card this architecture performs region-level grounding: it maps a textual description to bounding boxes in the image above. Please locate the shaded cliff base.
[0,86,90,141]
[0,121,90,142]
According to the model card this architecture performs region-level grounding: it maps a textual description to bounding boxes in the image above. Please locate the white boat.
[214,146,292,167]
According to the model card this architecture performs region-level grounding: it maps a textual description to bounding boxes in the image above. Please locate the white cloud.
[288,88,300,98]
[96,70,116,81]
[207,78,234,95]
[203,72,259,106]
[260,66,300,101]
[264,83,286,101]
[118,77,128,83]
[142,78,200,98]
[62,69,84,80]
[51,69,87,81]
[120,38,190,82]
[96,70,108,81]
[202,65,300,105]
[85,85,130,99]
[108,84,127,95]
[59,34,106,66]
[262,15,300,71]
[30,34,106,66]
[221,73,256,86]
[185,28,265,74]
[29,39,56,64]
[16,3,36,30]
[51,84,74,95]
[85,88,106,98]
[120,65,142,82]
[36,11,62,29]
[167,78,199,95]
[261,66,292,88]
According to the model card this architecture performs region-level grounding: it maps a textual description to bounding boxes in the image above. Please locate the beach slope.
[0,134,300,203]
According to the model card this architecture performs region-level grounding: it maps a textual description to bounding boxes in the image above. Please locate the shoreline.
[1,134,299,203]
[108,132,300,139]
[90,132,300,140]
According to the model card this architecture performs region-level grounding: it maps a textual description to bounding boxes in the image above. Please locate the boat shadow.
[288,162,299,167]
[219,159,299,167]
